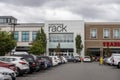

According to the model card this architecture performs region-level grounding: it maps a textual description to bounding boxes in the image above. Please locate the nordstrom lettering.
[49,24,67,32]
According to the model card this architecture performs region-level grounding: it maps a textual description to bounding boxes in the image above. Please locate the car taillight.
[38,60,42,62]
[38,60,44,63]
[19,62,27,65]
[112,59,114,63]
[32,63,36,67]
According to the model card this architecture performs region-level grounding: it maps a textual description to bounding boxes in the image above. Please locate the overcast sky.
[0,0,120,23]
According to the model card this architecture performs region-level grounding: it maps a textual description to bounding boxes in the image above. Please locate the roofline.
[85,22,120,25]
[0,16,17,20]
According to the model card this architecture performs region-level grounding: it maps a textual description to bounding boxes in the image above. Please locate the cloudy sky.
[0,0,120,23]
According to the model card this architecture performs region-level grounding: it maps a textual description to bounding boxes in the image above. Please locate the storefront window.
[49,33,74,42]
[32,31,37,41]
[14,31,19,41]
[113,29,119,39]
[22,31,29,42]
[90,28,97,39]
[103,28,110,39]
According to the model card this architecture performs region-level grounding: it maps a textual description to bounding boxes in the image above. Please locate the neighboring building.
[0,16,44,52]
[0,23,44,51]
[0,16,17,32]
[45,20,84,57]
[14,23,44,51]
[85,22,120,57]
[0,16,17,24]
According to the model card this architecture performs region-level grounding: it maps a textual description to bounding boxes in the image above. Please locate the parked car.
[65,56,80,62]
[104,57,112,65]
[0,56,29,76]
[38,56,52,69]
[30,54,41,71]
[0,67,16,80]
[49,56,59,66]
[59,56,68,63]
[0,73,12,80]
[11,51,29,55]
[111,54,120,68]
[74,56,81,62]
[37,56,48,69]
[83,56,91,62]
[0,61,17,73]
[12,55,39,73]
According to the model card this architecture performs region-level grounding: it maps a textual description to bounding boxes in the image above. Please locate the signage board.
[48,24,67,32]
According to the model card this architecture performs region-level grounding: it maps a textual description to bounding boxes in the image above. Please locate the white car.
[83,56,91,62]
[104,57,112,65]
[11,51,29,55]
[60,56,68,63]
[0,73,12,80]
[111,54,120,68]
[0,56,29,76]
[49,56,59,66]
[0,67,16,80]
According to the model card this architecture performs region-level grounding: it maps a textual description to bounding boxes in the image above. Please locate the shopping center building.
[0,16,85,57]
[1,16,120,57]
[45,20,84,57]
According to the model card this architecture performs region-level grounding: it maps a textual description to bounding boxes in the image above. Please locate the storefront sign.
[48,24,67,32]
[103,42,120,47]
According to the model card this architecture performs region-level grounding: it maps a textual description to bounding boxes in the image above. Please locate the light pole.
[9,23,20,55]
[9,23,20,38]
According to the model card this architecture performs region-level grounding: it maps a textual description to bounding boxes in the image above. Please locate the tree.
[75,34,83,55]
[105,46,111,57]
[55,43,61,56]
[29,28,47,55]
[29,40,44,55]
[0,30,16,56]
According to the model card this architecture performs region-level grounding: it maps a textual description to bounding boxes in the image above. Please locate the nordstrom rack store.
[45,20,84,57]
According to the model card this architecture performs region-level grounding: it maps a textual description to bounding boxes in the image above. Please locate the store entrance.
[87,48,100,57]
[49,48,74,56]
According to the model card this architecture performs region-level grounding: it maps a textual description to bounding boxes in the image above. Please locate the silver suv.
[0,56,29,76]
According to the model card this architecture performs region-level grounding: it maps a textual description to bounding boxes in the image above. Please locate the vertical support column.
[46,39,49,56]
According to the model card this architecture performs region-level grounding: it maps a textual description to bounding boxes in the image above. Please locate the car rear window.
[26,57,34,62]
[20,58,26,61]
[85,57,90,58]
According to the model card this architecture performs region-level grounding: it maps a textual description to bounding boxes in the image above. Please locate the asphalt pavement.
[17,62,120,80]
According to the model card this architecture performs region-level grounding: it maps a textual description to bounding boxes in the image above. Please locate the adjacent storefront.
[85,22,120,57]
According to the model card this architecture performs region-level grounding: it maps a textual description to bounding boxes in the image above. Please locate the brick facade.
[85,22,120,57]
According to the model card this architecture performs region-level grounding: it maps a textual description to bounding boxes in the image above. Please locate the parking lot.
[16,62,120,80]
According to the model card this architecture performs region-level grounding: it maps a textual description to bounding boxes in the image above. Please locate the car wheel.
[74,60,76,63]
[117,62,120,68]
[17,68,23,76]
[11,76,16,80]
[16,68,20,76]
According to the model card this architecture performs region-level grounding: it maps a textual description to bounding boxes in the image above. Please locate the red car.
[0,61,17,72]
